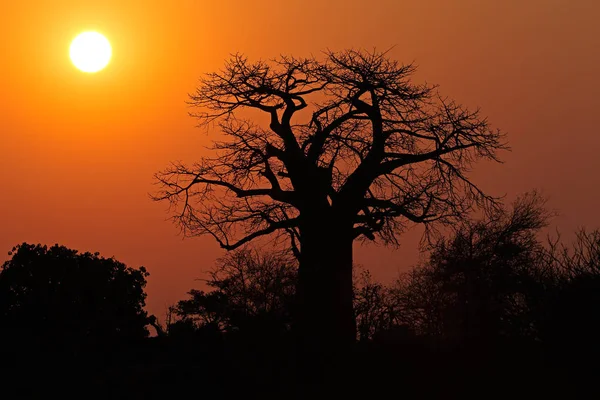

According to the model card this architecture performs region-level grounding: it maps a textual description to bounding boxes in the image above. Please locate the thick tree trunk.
[295,217,356,351]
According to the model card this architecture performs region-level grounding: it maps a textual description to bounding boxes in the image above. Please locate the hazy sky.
[1,0,599,319]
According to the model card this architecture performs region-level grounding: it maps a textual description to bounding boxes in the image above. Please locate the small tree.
[353,270,403,342]
[171,249,297,335]
[0,243,151,347]
[154,49,506,345]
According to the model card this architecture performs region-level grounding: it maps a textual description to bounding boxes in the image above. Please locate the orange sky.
[1,0,599,320]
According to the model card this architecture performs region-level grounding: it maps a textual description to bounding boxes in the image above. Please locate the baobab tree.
[154,49,506,346]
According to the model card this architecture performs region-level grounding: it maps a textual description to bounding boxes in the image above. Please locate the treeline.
[1,194,599,397]
[166,193,600,353]
[161,193,600,397]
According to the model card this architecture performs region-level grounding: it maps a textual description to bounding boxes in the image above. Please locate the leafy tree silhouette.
[0,243,151,351]
[170,248,296,337]
[154,49,506,345]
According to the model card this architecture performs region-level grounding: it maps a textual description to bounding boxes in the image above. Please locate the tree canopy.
[0,243,151,345]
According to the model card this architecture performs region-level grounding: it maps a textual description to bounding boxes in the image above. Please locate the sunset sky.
[1,0,599,320]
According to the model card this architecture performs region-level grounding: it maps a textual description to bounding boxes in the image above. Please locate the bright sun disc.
[70,31,112,73]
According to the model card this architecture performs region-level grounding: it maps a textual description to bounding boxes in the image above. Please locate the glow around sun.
[69,32,112,73]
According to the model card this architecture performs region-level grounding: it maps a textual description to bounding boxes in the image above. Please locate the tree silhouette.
[170,248,296,336]
[353,269,406,342]
[0,243,151,349]
[391,193,552,343]
[154,49,506,345]
[539,229,600,356]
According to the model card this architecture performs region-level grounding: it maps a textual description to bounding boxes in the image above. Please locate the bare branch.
[155,49,507,252]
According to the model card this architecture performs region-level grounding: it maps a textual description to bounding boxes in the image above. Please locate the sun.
[69,31,112,73]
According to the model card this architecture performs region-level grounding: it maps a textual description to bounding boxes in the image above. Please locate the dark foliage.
[168,248,296,337]
[0,243,151,348]
[166,249,401,344]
